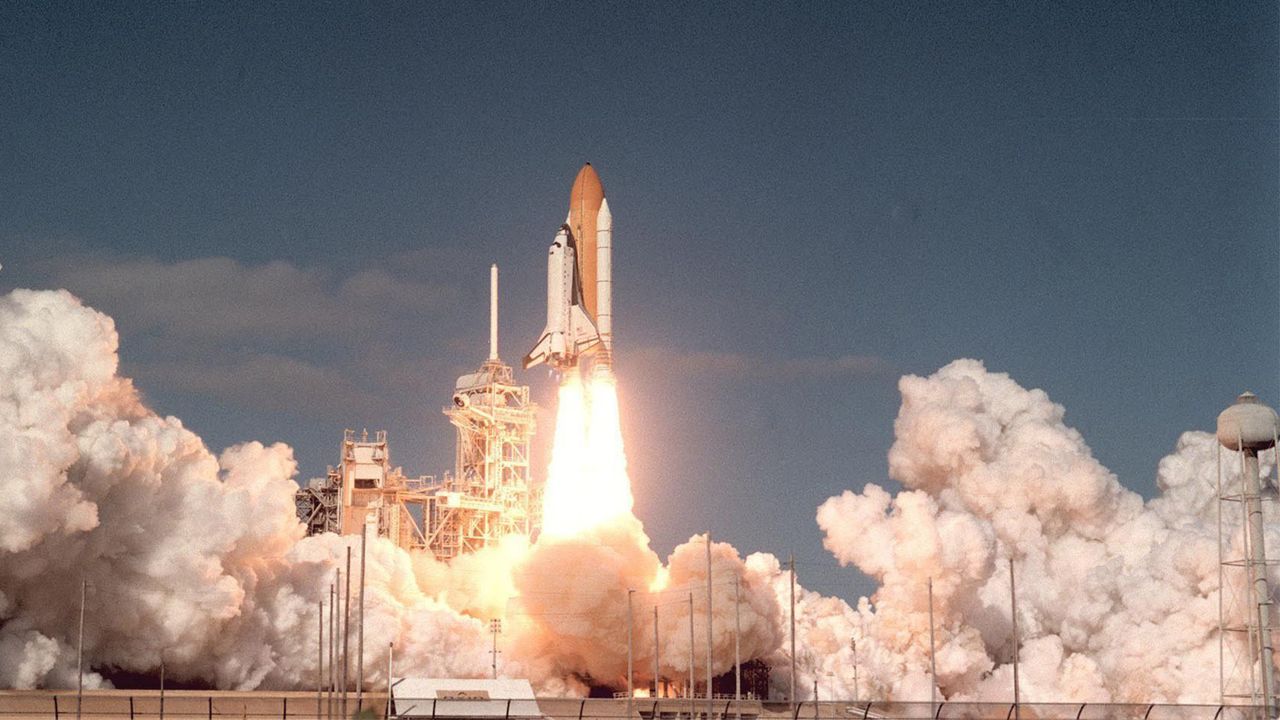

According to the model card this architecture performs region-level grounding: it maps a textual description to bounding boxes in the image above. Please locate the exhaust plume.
[0,289,784,692]
[807,359,1274,703]
[1,289,1268,703]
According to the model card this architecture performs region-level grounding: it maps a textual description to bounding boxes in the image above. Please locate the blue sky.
[1,2,1276,600]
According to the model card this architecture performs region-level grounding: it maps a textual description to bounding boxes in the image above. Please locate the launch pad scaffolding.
[430,355,538,559]
[294,429,437,549]
[295,265,539,560]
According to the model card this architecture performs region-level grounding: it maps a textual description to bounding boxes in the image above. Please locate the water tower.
[1218,392,1280,716]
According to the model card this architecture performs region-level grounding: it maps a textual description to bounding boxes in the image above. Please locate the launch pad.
[434,353,539,558]
[295,164,620,560]
[295,266,540,559]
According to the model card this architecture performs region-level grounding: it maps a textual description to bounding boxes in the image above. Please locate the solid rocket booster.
[524,163,613,371]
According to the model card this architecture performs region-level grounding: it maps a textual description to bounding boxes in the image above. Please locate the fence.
[0,693,1267,720]
[0,693,382,720]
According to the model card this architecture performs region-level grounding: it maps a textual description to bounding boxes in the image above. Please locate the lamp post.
[490,619,503,678]
[850,638,858,703]
[627,590,635,719]
[76,579,86,720]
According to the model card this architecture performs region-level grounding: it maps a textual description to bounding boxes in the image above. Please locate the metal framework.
[4,693,1268,720]
[420,264,539,558]
[1218,437,1280,714]
[295,429,436,550]
[428,357,538,560]
[295,481,339,537]
[294,266,540,561]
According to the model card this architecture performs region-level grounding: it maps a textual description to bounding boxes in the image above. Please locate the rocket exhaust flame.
[541,369,634,539]
[533,163,631,538]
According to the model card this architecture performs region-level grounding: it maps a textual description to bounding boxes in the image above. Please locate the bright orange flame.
[541,368,634,538]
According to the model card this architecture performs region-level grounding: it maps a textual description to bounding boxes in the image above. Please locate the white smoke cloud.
[810,359,1274,704]
[2,289,1270,704]
[0,288,503,689]
[0,289,784,693]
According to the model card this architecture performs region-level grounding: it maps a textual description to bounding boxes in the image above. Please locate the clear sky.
[2,2,1276,600]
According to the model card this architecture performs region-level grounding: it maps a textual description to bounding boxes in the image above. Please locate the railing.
[0,692,387,720]
[611,695,760,701]
[0,693,1267,720]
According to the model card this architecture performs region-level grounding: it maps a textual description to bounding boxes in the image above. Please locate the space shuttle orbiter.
[524,163,613,372]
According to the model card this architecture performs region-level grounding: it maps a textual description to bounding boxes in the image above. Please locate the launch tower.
[296,266,539,559]
[426,265,540,558]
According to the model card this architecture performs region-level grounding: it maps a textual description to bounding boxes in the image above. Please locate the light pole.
[850,638,858,703]
[490,619,503,678]
[627,589,634,719]
[1009,559,1020,720]
[653,605,661,698]
[318,598,325,720]
[332,573,343,717]
[342,548,352,719]
[789,554,797,706]
[358,528,367,710]
[688,592,695,718]
[705,534,713,720]
[928,578,938,719]
[159,653,166,720]
[734,576,741,712]
[386,642,395,720]
[76,579,86,720]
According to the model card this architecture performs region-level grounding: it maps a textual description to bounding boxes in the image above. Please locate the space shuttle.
[524,163,613,372]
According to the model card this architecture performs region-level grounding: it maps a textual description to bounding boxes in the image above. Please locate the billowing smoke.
[508,519,784,694]
[0,289,493,689]
[806,359,1274,704]
[0,288,783,692]
[0,288,1269,703]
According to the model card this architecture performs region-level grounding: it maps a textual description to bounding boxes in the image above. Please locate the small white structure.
[391,678,541,720]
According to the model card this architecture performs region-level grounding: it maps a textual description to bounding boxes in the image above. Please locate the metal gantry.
[294,369,539,561]
[430,356,538,559]
[294,429,436,550]
[293,267,540,561]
